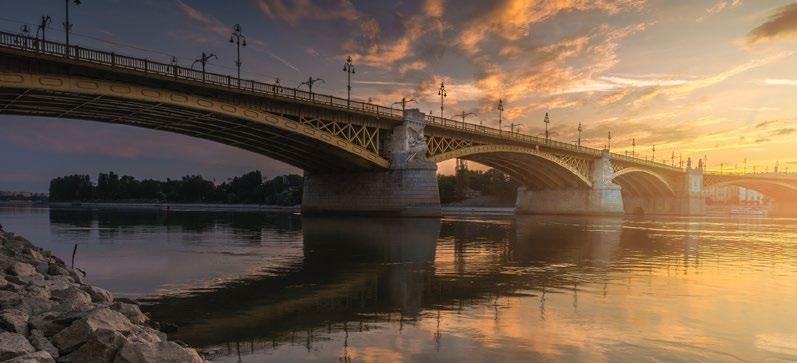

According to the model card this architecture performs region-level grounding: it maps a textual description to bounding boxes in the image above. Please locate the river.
[1,206,796,362]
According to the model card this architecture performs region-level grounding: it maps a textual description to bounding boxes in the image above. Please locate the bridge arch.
[429,145,592,190]
[612,167,676,197]
[0,72,389,172]
[705,178,797,202]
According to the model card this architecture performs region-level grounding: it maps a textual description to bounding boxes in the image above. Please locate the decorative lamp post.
[63,0,80,52]
[191,52,217,81]
[438,81,447,119]
[229,24,247,85]
[342,56,355,107]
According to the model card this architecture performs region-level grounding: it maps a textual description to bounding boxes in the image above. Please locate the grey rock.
[49,288,91,306]
[0,309,29,335]
[6,263,36,278]
[113,341,203,363]
[51,309,132,353]
[16,297,55,316]
[80,286,112,304]
[3,237,34,253]
[27,330,58,359]
[58,330,126,363]
[45,265,68,278]
[66,270,84,285]
[0,291,21,309]
[0,332,35,361]
[24,286,50,301]
[0,350,54,363]
[110,303,146,325]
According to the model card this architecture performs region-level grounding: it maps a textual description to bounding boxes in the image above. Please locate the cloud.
[765,78,797,86]
[424,0,445,18]
[634,51,793,103]
[174,0,228,37]
[256,0,362,26]
[696,0,741,22]
[734,107,779,112]
[745,3,797,45]
[456,0,645,54]
[772,128,795,135]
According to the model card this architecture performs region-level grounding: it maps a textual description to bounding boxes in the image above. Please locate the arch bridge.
[1,32,795,216]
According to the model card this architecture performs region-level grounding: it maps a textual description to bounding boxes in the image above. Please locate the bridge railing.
[0,30,681,171]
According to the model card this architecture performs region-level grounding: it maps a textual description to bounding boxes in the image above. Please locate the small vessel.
[730,206,768,216]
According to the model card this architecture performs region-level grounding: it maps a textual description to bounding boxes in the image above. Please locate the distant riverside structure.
[1,31,797,216]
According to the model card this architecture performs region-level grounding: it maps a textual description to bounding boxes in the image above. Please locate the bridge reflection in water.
[10,207,791,361]
[130,214,732,362]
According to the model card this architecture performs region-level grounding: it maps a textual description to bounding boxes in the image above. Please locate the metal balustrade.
[0,30,681,171]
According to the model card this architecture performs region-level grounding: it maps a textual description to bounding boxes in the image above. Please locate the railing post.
[74,46,79,60]
[144,59,148,73]
[227,75,231,87]
[111,52,115,67]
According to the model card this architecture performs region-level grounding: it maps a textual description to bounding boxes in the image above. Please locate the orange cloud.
[746,3,797,45]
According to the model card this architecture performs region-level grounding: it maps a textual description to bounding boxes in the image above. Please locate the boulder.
[0,332,35,361]
[113,341,203,363]
[110,303,147,325]
[6,262,37,277]
[16,297,55,316]
[80,285,113,304]
[0,350,54,363]
[58,330,126,363]
[3,237,35,253]
[0,309,29,335]
[51,309,132,353]
[67,269,85,285]
[24,286,50,301]
[45,264,69,277]
[49,288,91,306]
[27,330,58,359]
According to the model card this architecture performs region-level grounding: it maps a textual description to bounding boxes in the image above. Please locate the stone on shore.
[0,332,35,360]
[0,230,206,362]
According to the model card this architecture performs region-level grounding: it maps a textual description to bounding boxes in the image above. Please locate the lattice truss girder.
[298,115,380,154]
[426,135,476,157]
[552,153,591,181]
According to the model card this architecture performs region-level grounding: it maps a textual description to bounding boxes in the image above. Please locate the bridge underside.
[461,153,590,190]
[0,87,382,173]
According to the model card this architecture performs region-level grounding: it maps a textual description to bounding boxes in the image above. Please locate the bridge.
[1,31,796,217]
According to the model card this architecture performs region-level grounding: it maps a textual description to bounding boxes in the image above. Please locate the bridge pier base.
[301,109,441,217]
[515,150,624,216]
[515,186,624,216]
[301,165,440,217]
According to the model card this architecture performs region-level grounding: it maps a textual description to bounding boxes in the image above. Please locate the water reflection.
[1,207,796,362]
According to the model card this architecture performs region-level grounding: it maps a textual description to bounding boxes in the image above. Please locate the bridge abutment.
[516,150,624,216]
[301,109,441,217]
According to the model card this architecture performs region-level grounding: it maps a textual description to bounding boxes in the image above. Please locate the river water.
[1,206,796,362]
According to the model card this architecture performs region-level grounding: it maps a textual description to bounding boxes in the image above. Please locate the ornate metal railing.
[0,30,680,171]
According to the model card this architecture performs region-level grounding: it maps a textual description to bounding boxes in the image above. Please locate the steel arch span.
[428,145,593,190]
[0,72,389,172]
[613,167,676,197]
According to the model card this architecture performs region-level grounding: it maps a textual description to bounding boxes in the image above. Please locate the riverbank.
[0,229,203,362]
[48,202,299,213]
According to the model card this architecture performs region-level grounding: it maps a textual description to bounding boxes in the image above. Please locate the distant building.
[704,185,765,205]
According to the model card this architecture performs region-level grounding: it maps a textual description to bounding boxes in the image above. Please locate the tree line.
[49,171,303,205]
[438,168,519,204]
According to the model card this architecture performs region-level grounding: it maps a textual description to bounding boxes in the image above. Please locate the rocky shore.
[0,230,203,362]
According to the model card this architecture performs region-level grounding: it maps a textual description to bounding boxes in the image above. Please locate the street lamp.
[191,52,217,81]
[632,138,636,158]
[298,77,325,94]
[458,111,477,128]
[63,0,81,53]
[343,56,355,108]
[607,131,612,151]
[544,112,550,143]
[36,16,51,44]
[577,122,582,147]
[392,97,416,111]
[671,151,675,167]
[438,81,447,119]
[652,144,656,162]
[229,24,247,85]
[497,99,504,132]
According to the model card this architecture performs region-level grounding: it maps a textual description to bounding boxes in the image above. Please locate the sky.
[2,0,797,192]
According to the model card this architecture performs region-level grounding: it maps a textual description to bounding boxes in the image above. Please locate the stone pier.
[622,160,706,216]
[515,150,625,216]
[301,109,441,217]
